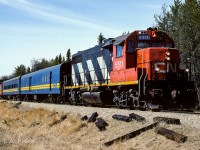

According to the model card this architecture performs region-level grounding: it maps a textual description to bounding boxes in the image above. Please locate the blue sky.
[0,0,175,77]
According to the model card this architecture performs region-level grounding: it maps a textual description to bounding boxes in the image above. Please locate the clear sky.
[0,0,175,77]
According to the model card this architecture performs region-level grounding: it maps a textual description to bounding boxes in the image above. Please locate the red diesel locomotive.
[64,28,196,109]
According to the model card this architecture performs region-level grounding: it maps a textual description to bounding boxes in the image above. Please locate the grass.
[0,101,87,149]
[0,101,200,150]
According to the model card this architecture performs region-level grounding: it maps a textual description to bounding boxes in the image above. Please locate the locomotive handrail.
[143,62,149,95]
[143,73,148,95]
[138,49,144,97]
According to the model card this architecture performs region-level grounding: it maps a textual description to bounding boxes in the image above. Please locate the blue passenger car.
[20,62,71,101]
[2,76,21,99]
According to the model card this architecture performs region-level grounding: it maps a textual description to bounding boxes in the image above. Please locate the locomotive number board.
[137,35,151,40]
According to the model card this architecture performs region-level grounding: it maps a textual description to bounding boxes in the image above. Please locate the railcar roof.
[102,33,130,48]
[72,44,104,57]
[21,63,63,78]
[3,76,20,83]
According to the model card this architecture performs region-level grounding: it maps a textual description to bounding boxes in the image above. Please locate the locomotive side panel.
[71,45,112,87]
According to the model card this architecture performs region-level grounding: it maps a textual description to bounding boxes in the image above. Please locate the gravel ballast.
[16,101,200,129]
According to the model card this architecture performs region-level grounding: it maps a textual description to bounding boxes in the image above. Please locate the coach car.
[2,76,21,99]
[20,62,70,101]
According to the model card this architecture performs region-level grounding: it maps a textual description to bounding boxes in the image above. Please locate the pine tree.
[66,49,71,62]
[62,56,65,63]
[54,56,59,65]
[58,53,62,64]
[97,33,105,44]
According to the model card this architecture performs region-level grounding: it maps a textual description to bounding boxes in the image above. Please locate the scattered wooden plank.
[153,117,181,125]
[104,122,158,146]
[155,126,187,143]
[95,117,109,131]
[88,112,98,123]
[129,113,145,122]
[112,114,132,122]
[81,115,88,121]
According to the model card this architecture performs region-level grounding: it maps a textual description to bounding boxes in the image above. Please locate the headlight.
[166,57,170,61]
[165,51,170,61]
[185,68,189,72]
[155,67,160,72]
[166,51,170,56]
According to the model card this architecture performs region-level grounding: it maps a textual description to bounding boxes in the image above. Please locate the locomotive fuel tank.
[82,92,103,104]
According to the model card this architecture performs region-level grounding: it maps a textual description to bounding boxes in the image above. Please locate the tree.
[54,55,59,65]
[0,75,12,81]
[97,33,105,44]
[168,0,182,50]
[31,58,52,72]
[58,53,62,64]
[13,64,27,77]
[66,48,71,62]
[27,67,31,73]
[62,56,65,63]
[154,4,172,34]
[154,0,200,81]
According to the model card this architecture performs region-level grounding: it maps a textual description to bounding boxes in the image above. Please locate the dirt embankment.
[0,101,200,150]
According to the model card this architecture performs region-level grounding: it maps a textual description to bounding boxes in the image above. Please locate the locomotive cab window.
[138,42,149,48]
[166,43,173,48]
[116,44,123,57]
[127,41,135,52]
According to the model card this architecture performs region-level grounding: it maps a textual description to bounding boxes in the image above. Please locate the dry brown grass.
[0,101,88,149]
[0,101,200,150]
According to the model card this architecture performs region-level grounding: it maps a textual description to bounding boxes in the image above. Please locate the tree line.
[154,0,200,85]
[0,49,71,81]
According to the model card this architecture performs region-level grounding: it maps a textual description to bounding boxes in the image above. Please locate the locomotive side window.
[116,44,123,57]
[127,41,135,52]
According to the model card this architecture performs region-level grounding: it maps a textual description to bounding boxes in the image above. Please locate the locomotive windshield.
[138,42,149,48]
